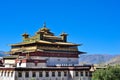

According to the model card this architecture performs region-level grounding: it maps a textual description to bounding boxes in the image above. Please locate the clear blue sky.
[0,0,120,54]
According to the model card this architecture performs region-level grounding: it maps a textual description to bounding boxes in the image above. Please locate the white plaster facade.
[17,63,46,68]
[4,59,16,68]
[30,56,78,66]
[0,68,92,80]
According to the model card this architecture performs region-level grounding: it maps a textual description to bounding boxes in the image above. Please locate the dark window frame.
[58,72,61,77]
[75,71,79,77]
[45,72,49,77]
[25,72,29,78]
[32,72,36,77]
[64,72,67,76]
[52,72,55,77]
[80,72,83,76]
[39,72,42,77]
[18,72,22,77]
[85,72,88,76]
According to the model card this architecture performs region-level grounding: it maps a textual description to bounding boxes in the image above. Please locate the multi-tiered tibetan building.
[0,23,94,80]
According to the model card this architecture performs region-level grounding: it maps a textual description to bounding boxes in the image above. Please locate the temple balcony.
[38,46,78,52]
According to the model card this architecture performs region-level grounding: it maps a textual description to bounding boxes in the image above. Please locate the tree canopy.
[92,66,120,80]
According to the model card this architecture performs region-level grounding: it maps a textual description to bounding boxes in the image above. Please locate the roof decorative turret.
[22,33,29,41]
[36,22,54,36]
[60,32,68,36]
[40,22,50,32]
[60,32,68,42]
[22,33,29,37]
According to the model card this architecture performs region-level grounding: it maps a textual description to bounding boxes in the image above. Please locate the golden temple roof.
[11,23,80,47]
[11,40,80,46]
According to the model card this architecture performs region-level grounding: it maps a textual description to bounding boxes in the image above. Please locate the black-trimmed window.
[89,72,92,77]
[45,72,49,77]
[52,72,55,77]
[80,72,83,76]
[18,72,22,77]
[75,71,79,76]
[25,72,29,78]
[39,72,42,77]
[85,72,88,76]
[64,72,67,76]
[32,72,36,77]
[58,72,61,77]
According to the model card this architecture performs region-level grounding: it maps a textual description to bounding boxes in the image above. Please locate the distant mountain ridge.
[105,55,120,65]
[0,51,8,57]
[79,54,117,64]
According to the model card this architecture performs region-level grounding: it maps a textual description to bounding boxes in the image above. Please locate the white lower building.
[0,66,93,80]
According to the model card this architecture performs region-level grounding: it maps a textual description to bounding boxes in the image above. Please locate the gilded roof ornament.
[22,32,29,37]
[60,32,68,36]
[40,22,50,32]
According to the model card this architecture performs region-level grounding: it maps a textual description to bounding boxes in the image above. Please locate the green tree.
[92,66,120,80]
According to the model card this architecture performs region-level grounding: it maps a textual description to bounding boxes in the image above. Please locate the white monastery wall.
[30,56,78,66]
[17,63,46,68]
[14,70,92,80]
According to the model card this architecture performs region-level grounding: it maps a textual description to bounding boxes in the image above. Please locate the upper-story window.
[80,72,83,76]
[39,72,42,77]
[75,71,79,77]
[64,72,67,76]
[52,72,55,77]
[32,72,36,77]
[18,72,22,77]
[25,72,29,78]
[89,72,92,77]
[58,72,61,77]
[85,72,88,76]
[46,72,49,77]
